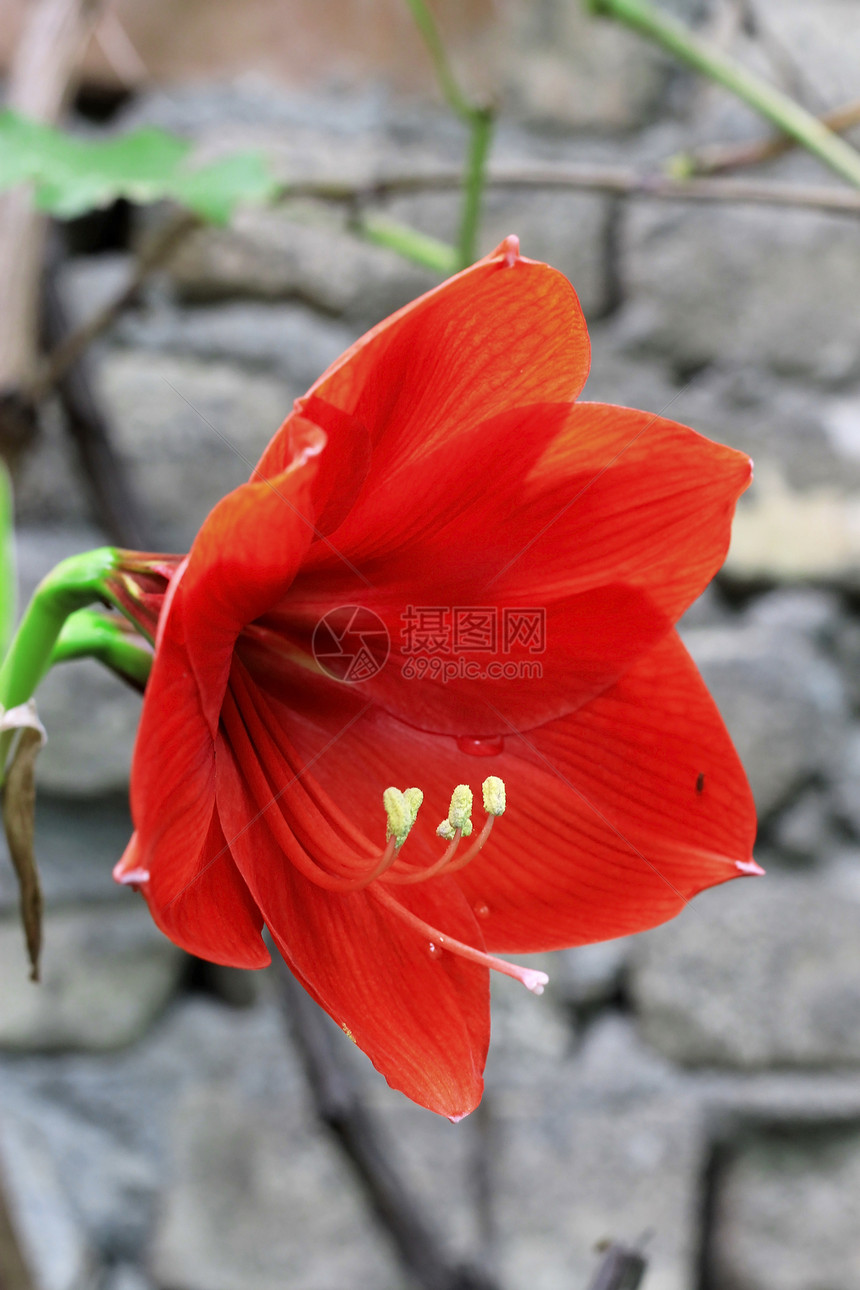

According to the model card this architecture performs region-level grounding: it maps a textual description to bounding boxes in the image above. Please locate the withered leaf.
[2,725,45,982]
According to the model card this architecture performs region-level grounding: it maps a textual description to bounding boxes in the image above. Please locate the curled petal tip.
[736,858,766,877]
[490,234,520,268]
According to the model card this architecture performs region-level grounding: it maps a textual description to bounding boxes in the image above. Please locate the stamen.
[375,887,549,995]
[482,776,506,817]
[448,784,473,833]
[383,830,462,885]
[437,814,495,875]
[437,817,472,841]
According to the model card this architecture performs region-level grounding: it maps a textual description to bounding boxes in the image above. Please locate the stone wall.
[4,4,860,1287]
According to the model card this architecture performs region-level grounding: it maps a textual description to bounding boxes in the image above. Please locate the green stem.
[403,0,472,120]
[404,0,495,267]
[358,213,459,275]
[587,0,860,190]
[50,609,152,690]
[457,107,494,268]
[0,548,118,780]
[0,464,15,658]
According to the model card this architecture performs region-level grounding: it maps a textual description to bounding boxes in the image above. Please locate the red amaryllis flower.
[114,236,757,1117]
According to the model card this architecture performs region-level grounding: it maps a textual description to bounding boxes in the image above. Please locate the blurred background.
[1,1,860,1287]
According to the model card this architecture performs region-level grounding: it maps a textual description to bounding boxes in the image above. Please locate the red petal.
[246,401,750,736]
[119,608,269,969]
[215,664,489,1116]
[257,243,590,495]
[279,631,757,951]
[176,420,323,733]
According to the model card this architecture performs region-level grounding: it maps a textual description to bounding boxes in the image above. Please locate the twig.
[32,209,200,400]
[281,166,860,212]
[34,160,860,400]
[586,0,860,190]
[587,1243,648,1290]
[40,236,152,546]
[271,955,499,1290]
[678,95,860,175]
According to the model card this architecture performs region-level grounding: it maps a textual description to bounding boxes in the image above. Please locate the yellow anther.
[482,776,506,816]
[403,787,424,828]
[384,786,418,847]
[436,817,473,841]
[448,784,473,832]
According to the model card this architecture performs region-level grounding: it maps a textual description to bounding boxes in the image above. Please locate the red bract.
[114,237,757,1117]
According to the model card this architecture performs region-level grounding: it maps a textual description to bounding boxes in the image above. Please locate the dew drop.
[456,735,505,758]
[428,941,440,958]
[474,901,490,919]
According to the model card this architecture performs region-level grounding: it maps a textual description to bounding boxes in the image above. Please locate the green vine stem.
[587,0,860,190]
[404,0,496,266]
[457,106,494,269]
[357,213,459,275]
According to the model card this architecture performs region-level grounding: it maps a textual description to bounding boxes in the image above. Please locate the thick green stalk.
[0,548,118,781]
[0,548,118,711]
[588,0,860,190]
[50,609,152,689]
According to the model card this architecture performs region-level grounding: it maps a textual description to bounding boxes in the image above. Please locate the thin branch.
[32,209,200,401]
[271,955,499,1290]
[587,0,860,190]
[678,95,860,176]
[281,166,860,213]
[35,161,860,401]
[40,237,152,546]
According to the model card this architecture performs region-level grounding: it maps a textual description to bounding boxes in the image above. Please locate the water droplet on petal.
[474,902,490,919]
[456,735,504,758]
[428,941,440,957]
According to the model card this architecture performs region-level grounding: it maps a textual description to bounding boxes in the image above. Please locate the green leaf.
[0,109,279,224]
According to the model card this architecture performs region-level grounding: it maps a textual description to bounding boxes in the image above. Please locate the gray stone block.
[710,1125,860,1290]
[115,299,359,391]
[165,207,439,325]
[631,875,860,1068]
[151,1083,402,1290]
[36,657,141,796]
[0,1103,97,1290]
[96,350,293,549]
[749,0,860,108]
[492,1017,706,1290]
[620,201,860,380]
[682,621,846,818]
[0,904,183,1051]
